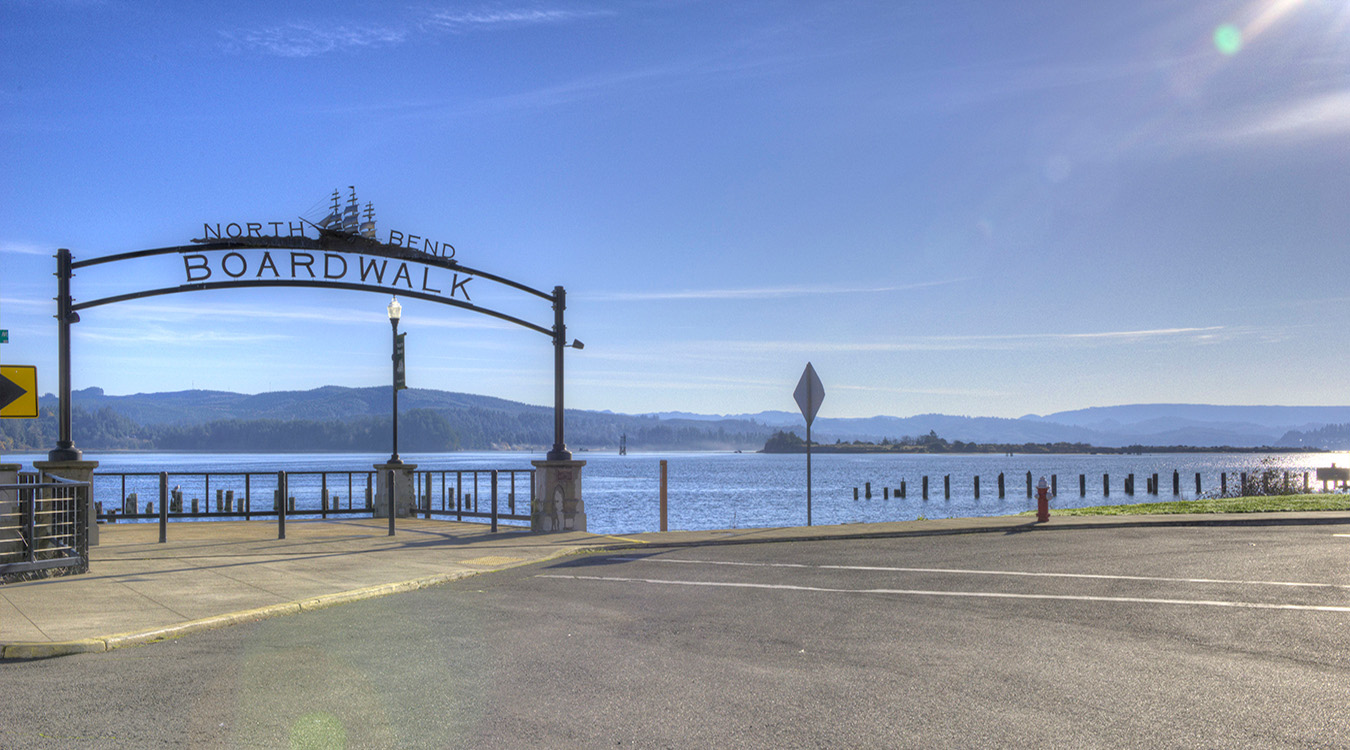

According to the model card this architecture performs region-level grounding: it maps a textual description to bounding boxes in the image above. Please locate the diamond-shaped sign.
[0,365,37,419]
[793,362,824,427]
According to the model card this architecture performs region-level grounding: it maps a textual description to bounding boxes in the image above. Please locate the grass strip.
[1028,494,1350,516]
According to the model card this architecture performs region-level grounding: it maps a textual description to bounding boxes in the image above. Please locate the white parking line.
[602,556,1350,590]
[539,574,1350,613]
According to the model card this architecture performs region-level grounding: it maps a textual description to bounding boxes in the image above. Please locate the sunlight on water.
[11,450,1345,535]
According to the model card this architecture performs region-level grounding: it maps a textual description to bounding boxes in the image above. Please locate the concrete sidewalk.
[0,518,609,659]
[4,511,1348,659]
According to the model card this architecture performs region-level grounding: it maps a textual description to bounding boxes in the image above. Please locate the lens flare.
[1214,24,1243,55]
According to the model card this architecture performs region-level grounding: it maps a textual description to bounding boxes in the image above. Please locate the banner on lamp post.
[394,333,407,390]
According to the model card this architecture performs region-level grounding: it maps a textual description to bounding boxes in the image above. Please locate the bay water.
[5,450,1346,535]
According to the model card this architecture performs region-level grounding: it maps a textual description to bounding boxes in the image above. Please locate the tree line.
[759,430,1312,455]
[0,405,771,453]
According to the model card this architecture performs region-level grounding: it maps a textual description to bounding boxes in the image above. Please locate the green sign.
[0,329,7,344]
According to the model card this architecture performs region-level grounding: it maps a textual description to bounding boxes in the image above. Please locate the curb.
[592,521,1038,551]
[594,512,1350,551]
[1,548,587,661]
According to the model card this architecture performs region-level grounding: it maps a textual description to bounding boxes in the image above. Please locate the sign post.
[793,362,825,526]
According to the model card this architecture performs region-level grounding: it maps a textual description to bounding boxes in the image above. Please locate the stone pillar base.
[33,460,100,547]
[373,462,418,518]
[532,460,586,532]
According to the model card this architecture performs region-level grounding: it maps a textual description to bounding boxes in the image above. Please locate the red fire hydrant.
[1036,477,1050,523]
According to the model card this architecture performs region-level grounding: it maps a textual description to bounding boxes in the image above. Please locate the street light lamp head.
[571,339,585,350]
[387,296,402,322]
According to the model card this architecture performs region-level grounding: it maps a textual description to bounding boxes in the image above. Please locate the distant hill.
[42,386,539,425]
[10,388,1349,453]
[1025,404,1350,430]
[17,387,772,452]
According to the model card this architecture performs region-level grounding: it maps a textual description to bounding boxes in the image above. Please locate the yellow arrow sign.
[0,365,38,419]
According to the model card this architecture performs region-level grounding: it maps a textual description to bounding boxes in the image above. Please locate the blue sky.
[2,0,1348,419]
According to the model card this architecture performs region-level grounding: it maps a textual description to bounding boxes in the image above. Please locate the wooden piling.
[974,476,980,499]
[1195,473,1201,495]
[944,475,950,500]
[998,473,1005,499]
[1103,473,1109,496]
[1079,474,1086,497]
[865,481,872,499]
[1051,475,1057,497]
[1025,471,1032,499]
[922,476,928,500]
[1173,470,1179,495]
[659,460,668,532]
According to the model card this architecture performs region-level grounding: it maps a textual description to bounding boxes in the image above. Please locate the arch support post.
[50,248,82,463]
[547,286,571,462]
[534,286,585,532]
[531,459,586,533]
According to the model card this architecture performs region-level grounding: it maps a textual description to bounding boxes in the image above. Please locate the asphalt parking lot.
[3,519,1349,748]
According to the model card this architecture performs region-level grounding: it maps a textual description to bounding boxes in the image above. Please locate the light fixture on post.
[388,296,404,465]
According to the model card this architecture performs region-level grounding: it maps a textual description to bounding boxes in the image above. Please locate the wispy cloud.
[221,23,406,58]
[0,296,52,311]
[832,383,1011,398]
[420,8,611,32]
[1220,89,1350,142]
[583,278,969,302]
[570,373,782,392]
[77,328,290,345]
[224,5,607,58]
[0,241,54,256]
[87,300,514,332]
[666,326,1230,356]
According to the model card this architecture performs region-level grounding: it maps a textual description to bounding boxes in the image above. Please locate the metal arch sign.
[70,209,557,339]
[46,188,580,463]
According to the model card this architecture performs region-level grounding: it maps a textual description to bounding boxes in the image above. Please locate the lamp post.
[388,296,403,465]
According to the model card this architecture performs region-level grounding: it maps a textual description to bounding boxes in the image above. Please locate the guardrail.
[1,473,90,581]
[94,468,534,527]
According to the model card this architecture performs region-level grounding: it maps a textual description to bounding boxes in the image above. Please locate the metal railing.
[410,469,534,526]
[94,467,534,528]
[1,473,90,580]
